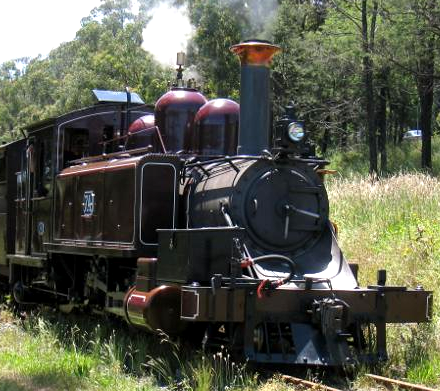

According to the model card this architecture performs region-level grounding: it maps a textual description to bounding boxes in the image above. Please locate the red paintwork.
[124,285,183,334]
[128,114,155,134]
[155,88,207,110]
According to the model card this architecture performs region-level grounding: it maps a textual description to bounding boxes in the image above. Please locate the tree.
[0,0,171,136]
[271,1,365,151]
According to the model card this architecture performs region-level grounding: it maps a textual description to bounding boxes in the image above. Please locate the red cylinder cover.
[193,99,239,155]
[124,285,183,334]
[155,88,207,152]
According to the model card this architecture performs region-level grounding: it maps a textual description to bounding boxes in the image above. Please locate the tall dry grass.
[327,173,440,386]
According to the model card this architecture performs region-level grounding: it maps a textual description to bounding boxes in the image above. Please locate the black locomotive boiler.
[0,41,432,366]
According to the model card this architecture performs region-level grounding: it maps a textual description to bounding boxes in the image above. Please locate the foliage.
[1,0,439,169]
[185,0,242,98]
[184,0,440,171]
[185,0,280,98]
[326,135,440,176]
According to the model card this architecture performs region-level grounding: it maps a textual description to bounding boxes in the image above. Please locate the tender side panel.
[54,165,136,245]
[103,168,135,243]
[140,163,176,245]
[54,176,75,239]
[75,172,104,241]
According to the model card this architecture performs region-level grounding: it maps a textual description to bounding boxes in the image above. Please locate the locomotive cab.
[2,91,153,260]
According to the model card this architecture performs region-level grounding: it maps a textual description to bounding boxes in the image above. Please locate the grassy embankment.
[0,139,440,390]
[327,138,440,388]
[0,309,263,391]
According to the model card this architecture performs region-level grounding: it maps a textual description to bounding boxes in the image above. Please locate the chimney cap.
[230,40,281,67]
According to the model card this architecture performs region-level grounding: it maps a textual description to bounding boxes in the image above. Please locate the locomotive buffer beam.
[181,284,432,365]
[181,285,432,324]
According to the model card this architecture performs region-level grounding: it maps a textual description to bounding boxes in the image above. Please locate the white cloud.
[0,1,193,66]
[0,0,101,63]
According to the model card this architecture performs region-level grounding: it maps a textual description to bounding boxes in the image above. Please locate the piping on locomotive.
[0,41,432,366]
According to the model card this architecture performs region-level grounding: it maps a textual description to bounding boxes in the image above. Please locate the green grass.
[0,312,160,391]
[0,309,260,391]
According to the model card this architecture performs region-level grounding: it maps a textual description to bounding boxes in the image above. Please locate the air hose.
[240,254,296,298]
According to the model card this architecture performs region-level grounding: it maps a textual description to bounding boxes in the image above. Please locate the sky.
[0,0,193,66]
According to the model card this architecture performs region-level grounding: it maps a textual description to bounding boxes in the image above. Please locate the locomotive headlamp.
[287,121,305,142]
[274,103,309,151]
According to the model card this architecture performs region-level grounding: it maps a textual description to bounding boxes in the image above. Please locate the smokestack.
[230,40,280,155]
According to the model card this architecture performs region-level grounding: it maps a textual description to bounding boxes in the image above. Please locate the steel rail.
[366,374,438,391]
[281,375,343,391]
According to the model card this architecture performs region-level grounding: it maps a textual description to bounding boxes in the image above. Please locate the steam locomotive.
[0,41,432,366]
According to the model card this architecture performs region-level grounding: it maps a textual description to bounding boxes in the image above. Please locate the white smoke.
[222,0,279,39]
[183,64,202,86]
[142,2,194,66]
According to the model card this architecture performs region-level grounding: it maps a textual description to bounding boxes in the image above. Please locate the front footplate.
[181,284,433,365]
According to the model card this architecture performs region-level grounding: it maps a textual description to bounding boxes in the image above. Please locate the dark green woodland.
[0,0,439,174]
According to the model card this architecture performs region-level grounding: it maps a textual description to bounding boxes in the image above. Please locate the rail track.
[281,375,343,390]
[365,374,438,391]
[280,373,438,391]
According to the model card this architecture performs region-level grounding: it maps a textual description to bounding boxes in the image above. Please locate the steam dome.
[193,99,239,156]
[155,88,207,152]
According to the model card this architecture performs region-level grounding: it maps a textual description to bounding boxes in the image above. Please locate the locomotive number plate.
[82,191,95,217]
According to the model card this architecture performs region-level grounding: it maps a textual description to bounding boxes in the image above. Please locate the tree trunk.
[362,0,378,175]
[392,111,398,145]
[398,104,406,144]
[416,0,435,171]
[418,82,433,170]
[377,68,389,173]
[417,51,434,171]
[340,121,348,150]
[321,126,331,154]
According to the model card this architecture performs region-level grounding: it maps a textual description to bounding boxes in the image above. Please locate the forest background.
[1,0,439,176]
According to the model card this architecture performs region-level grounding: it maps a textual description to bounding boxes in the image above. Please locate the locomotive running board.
[7,254,46,268]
